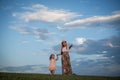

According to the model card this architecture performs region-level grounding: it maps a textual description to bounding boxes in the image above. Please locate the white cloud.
[97,51,108,54]
[95,54,109,60]
[0,65,49,74]
[105,42,120,48]
[13,4,79,22]
[102,51,108,54]
[34,52,49,56]
[56,25,84,31]
[21,40,29,44]
[72,47,86,52]
[10,25,31,35]
[105,42,114,48]
[111,56,115,58]
[71,38,87,52]
[64,12,120,26]
[56,25,65,31]
[30,65,49,74]
[10,25,52,40]
[76,37,87,45]
[72,56,120,76]
[22,4,48,10]
[75,54,109,63]
[12,13,17,17]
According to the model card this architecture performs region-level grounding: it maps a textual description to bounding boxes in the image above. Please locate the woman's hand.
[57,53,61,56]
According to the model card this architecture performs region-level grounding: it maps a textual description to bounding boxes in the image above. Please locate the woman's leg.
[66,54,72,74]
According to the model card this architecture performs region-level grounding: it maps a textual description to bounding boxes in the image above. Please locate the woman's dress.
[61,47,72,74]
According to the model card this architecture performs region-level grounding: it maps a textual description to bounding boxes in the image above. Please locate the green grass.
[0,72,120,80]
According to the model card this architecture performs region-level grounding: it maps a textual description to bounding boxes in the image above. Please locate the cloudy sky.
[0,0,120,76]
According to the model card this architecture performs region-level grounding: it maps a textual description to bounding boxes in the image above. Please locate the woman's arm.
[69,44,73,49]
[56,53,61,56]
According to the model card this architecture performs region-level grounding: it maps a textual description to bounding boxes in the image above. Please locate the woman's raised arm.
[69,44,73,49]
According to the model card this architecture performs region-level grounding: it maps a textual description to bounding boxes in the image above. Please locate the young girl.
[48,54,58,75]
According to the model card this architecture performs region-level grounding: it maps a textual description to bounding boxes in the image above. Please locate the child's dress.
[48,59,56,71]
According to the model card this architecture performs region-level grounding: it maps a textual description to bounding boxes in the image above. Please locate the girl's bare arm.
[55,54,59,61]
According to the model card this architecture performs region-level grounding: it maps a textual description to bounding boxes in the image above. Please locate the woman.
[58,40,72,75]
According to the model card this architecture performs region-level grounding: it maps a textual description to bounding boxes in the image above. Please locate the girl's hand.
[56,54,58,60]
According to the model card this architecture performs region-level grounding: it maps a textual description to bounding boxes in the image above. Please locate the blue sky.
[0,0,120,76]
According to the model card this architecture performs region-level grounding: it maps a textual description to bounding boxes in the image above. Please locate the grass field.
[0,72,120,80]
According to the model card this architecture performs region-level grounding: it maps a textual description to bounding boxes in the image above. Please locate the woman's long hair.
[61,40,67,55]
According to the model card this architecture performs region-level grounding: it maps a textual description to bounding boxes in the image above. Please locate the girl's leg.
[52,70,55,75]
[50,70,52,74]
[51,70,55,75]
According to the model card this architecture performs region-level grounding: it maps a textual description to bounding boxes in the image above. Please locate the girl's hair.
[49,54,54,60]
[61,40,67,55]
